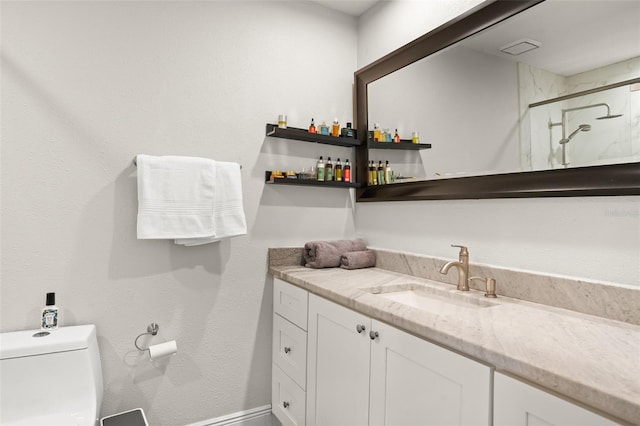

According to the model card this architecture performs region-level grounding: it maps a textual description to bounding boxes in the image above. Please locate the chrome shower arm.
[562,102,611,118]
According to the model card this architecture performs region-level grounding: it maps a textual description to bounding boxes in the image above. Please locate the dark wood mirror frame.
[354,0,640,202]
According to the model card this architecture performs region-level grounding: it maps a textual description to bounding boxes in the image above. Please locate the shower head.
[559,124,591,144]
[597,114,623,120]
[561,103,623,123]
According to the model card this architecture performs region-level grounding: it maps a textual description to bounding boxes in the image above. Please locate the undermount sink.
[363,282,498,314]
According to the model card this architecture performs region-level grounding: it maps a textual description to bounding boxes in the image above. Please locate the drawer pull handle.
[369,330,379,340]
[356,324,366,334]
[283,401,290,409]
[284,347,291,354]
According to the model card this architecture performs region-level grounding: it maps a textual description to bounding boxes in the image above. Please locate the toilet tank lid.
[0,324,97,360]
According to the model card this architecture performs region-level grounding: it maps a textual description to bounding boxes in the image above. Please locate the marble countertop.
[269,264,640,425]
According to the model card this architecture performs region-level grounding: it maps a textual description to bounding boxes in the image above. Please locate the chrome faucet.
[439,244,470,291]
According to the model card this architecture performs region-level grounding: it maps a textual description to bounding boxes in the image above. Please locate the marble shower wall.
[520,56,639,170]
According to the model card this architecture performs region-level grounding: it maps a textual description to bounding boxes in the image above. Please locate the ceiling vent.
[499,39,542,56]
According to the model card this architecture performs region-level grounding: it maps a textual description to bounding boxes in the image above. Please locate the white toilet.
[0,324,103,426]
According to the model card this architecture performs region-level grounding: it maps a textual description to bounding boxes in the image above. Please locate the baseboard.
[186,405,272,426]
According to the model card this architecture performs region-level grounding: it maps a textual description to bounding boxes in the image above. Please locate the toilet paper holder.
[134,323,160,352]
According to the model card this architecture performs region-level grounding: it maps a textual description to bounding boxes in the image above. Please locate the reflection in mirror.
[367,0,639,183]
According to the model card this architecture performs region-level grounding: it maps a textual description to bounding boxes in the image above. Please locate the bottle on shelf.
[412,131,420,144]
[374,161,380,185]
[373,123,380,142]
[320,121,329,135]
[335,158,342,182]
[341,122,356,138]
[377,161,384,185]
[325,157,333,181]
[394,129,401,143]
[309,118,316,134]
[384,160,392,184]
[343,159,351,183]
[368,161,375,185]
[331,118,340,137]
[385,129,392,142]
[316,156,325,181]
[278,114,287,129]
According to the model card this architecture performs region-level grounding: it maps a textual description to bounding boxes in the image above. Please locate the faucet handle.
[469,276,497,298]
[451,244,468,255]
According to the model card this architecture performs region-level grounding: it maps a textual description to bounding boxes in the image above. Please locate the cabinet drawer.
[274,278,308,330]
[273,313,307,389]
[272,364,306,426]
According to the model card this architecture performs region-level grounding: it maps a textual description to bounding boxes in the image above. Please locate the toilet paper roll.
[148,340,177,360]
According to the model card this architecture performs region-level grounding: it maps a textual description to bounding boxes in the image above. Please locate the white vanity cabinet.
[272,279,309,426]
[494,373,618,426]
[306,293,492,426]
[369,320,492,425]
[306,292,372,426]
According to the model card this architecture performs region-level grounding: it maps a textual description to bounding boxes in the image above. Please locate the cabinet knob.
[283,401,290,409]
[356,324,366,334]
[284,347,291,354]
[369,330,379,340]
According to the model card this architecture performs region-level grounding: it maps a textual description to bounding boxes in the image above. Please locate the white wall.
[1,1,357,424]
[357,0,485,67]
[356,1,640,287]
[368,45,520,179]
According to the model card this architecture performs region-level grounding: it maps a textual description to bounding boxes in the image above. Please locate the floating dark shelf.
[367,139,432,150]
[266,124,361,148]
[265,171,362,188]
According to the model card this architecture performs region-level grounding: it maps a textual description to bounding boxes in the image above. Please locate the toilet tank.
[0,324,104,426]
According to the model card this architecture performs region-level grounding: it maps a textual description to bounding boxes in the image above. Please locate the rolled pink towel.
[304,239,367,269]
[340,250,376,270]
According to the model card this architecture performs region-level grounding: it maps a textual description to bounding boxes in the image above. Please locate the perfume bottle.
[340,122,356,138]
[331,118,340,137]
[373,123,380,142]
[320,121,329,135]
[41,292,58,330]
[394,129,401,143]
[309,118,316,134]
[346,122,356,138]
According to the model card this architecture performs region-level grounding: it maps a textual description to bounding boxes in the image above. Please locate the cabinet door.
[369,320,492,426]
[306,294,371,426]
[494,373,618,426]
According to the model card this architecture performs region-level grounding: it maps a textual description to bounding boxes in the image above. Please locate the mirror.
[354,0,640,201]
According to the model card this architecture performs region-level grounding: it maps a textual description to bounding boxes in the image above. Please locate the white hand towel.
[175,161,247,245]
[136,155,246,244]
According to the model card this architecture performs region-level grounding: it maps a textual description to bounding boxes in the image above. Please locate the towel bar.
[132,157,241,168]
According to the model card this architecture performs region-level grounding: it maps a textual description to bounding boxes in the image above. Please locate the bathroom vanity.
[268,248,640,426]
